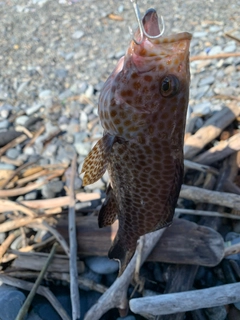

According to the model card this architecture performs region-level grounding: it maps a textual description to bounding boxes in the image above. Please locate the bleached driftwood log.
[130,282,240,315]
[180,184,240,210]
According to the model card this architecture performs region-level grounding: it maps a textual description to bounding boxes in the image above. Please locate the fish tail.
[108,237,136,276]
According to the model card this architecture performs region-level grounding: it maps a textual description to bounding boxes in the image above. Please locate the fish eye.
[160,75,179,97]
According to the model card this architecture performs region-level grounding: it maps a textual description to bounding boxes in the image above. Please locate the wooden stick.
[16,243,58,320]
[0,134,27,157]
[0,156,23,167]
[20,192,101,209]
[67,155,80,320]
[175,208,240,220]
[0,274,70,320]
[190,52,240,61]
[224,243,240,257]
[0,230,20,261]
[180,184,240,210]
[184,104,240,159]
[84,228,166,320]
[0,158,39,190]
[130,282,240,315]
[23,125,45,151]
[0,199,37,217]
[194,133,240,165]
[183,159,218,175]
[0,180,47,197]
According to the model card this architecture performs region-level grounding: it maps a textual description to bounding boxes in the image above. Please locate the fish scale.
[81,8,191,275]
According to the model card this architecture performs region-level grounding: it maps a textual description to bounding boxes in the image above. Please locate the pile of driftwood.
[0,99,240,319]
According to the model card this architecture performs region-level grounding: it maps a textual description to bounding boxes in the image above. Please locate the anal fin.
[98,184,117,228]
[81,133,115,186]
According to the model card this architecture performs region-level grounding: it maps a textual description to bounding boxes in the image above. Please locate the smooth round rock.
[0,284,26,320]
[85,256,119,275]
[6,148,20,159]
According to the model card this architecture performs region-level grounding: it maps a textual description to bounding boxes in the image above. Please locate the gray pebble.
[24,191,38,200]
[85,256,119,275]
[79,268,102,291]
[198,75,215,86]
[209,45,222,55]
[193,101,211,115]
[209,25,222,33]
[6,148,20,159]
[0,104,12,119]
[24,146,36,156]
[80,111,88,130]
[59,89,72,100]
[224,65,236,75]
[0,284,26,320]
[48,180,64,193]
[74,141,91,156]
[204,305,227,320]
[55,69,68,79]
[85,84,94,98]
[15,115,29,126]
[0,162,15,170]
[26,103,43,115]
[72,30,84,39]
[0,119,10,129]
[39,90,52,99]
[26,309,43,320]
[42,144,58,157]
[193,31,207,38]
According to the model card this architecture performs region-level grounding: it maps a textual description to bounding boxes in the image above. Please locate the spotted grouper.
[81,8,191,275]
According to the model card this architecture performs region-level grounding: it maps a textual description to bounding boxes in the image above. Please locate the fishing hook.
[129,0,165,45]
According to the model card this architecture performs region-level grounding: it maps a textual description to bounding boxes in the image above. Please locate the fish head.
[99,8,192,139]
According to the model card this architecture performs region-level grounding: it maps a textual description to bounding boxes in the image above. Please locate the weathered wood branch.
[194,132,240,165]
[180,184,240,210]
[130,282,240,316]
[184,104,240,159]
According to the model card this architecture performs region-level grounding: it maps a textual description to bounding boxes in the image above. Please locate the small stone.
[85,256,119,274]
[42,144,58,157]
[15,115,29,126]
[55,69,68,79]
[204,306,227,320]
[48,180,63,193]
[79,111,88,130]
[74,141,91,156]
[224,44,236,53]
[59,89,72,100]
[193,101,211,115]
[0,284,26,320]
[0,163,15,170]
[198,75,215,86]
[39,90,52,99]
[26,309,43,320]
[24,191,38,200]
[23,146,36,156]
[85,85,94,98]
[193,31,207,38]
[0,119,10,129]
[0,104,12,118]
[209,45,222,55]
[224,65,236,75]
[26,103,43,115]
[209,26,222,33]
[72,30,84,39]
[6,148,20,159]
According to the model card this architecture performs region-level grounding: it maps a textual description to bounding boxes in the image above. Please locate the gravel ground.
[0,0,240,319]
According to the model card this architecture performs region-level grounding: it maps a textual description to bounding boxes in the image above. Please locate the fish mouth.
[142,8,161,37]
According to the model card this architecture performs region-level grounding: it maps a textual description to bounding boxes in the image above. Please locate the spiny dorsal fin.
[81,133,115,186]
[98,184,117,228]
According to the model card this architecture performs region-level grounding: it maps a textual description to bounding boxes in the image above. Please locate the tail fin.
[108,238,136,276]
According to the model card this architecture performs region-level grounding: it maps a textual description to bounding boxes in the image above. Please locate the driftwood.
[190,52,240,61]
[194,132,240,165]
[180,184,240,210]
[184,104,240,159]
[11,250,85,273]
[130,282,240,315]
[84,229,166,320]
[56,216,224,267]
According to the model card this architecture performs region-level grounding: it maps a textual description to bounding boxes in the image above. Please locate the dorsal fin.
[98,184,117,228]
[81,133,115,186]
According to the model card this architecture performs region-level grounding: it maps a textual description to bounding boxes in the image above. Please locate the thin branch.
[67,154,80,320]
[190,52,240,61]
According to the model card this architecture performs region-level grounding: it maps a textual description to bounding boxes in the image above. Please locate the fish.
[81,8,192,276]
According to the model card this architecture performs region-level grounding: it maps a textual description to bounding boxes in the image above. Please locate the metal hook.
[129,0,165,45]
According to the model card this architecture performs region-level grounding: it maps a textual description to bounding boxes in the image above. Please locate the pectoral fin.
[81,133,115,186]
[98,184,117,228]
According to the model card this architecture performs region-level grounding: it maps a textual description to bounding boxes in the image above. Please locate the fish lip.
[157,32,192,43]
